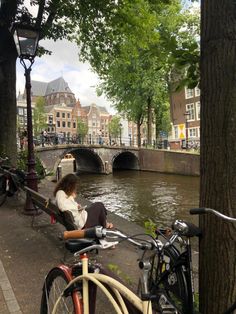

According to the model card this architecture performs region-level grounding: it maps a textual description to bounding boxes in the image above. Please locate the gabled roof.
[83,104,109,115]
[31,77,73,97]
[45,77,73,95]
[31,81,48,96]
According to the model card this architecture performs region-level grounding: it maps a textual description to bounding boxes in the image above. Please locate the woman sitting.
[54,173,113,230]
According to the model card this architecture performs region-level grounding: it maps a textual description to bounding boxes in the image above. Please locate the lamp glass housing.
[13,26,39,58]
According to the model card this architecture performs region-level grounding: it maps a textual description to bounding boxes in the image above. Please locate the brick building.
[169,86,200,150]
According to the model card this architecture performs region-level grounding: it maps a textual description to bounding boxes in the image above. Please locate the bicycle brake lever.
[74,240,118,256]
[99,239,119,249]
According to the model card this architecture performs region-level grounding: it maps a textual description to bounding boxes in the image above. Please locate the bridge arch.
[112,151,140,171]
[49,148,104,175]
[71,148,104,174]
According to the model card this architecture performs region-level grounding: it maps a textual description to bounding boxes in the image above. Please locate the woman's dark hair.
[54,173,79,197]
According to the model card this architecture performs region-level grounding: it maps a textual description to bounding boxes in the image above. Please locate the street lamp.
[129,133,132,146]
[184,111,190,150]
[13,23,40,215]
[119,123,122,146]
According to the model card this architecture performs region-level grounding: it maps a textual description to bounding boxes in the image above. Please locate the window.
[186,103,195,120]
[189,128,197,137]
[67,122,71,128]
[196,101,200,120]
[73,122,76,128]
[48,115,53,125]
[67,113,70,118]
[185,88,194,99]
[57,121,60,127]
[195,87,200,96]
[62,112,65,118]
[18,108,24,115]
[174,126,178,139]
[56,112,60,118]
[62,121,66,127]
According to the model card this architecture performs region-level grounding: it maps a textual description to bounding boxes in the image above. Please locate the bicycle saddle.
[65,239,97,253]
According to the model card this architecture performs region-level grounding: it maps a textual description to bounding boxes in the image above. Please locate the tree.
[199,1,236,313]
[33,96,46,136]
[108,116,121,144]
[94,1,199,147]
[77,117,88,144]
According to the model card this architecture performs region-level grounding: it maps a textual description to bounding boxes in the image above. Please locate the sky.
[16,39,116,113]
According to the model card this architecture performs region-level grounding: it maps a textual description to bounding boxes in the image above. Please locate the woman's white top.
[55,190,87,229]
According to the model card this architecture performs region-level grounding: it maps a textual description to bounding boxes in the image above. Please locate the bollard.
[73,159,76,172]
[57,165,62,181]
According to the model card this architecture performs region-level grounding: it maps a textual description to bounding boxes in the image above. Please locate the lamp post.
[184,111,190,150]
[13,24,40,215]
[129,133,132,146]
[119,123,122,146]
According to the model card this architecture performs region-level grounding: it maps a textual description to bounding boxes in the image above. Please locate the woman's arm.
[56,190,78,212]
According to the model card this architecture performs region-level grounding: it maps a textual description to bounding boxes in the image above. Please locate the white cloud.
[16,39,116,113]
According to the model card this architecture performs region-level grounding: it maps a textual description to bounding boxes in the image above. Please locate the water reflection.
[78,171,199,228]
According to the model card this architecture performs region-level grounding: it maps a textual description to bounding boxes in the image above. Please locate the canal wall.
[139,149,200,176]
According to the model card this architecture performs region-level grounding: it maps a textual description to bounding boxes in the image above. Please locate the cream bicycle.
[40,226,162,314]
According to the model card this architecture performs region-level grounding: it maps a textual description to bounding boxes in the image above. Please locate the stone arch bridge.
[36,145,140,175]
[35,144,200,177]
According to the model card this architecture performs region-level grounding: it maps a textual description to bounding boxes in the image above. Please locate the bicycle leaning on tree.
[40,217,202,314]
[0,157,26,206]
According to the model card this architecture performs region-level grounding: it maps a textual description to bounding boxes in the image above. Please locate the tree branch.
[35,0,46,29]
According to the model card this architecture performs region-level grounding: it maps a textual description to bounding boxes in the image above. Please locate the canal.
[77,170,199,228]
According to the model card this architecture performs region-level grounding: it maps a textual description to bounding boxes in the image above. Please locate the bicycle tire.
[148,245,191,314]
[40,267,83,314]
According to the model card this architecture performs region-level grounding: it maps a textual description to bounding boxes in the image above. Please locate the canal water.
[77,170,199,228]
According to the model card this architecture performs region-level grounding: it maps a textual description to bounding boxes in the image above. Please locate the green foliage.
[33,97,47,136]
[77,117,88,140]
[17,150,46,179]
[108,116,121,139]
[89,1,199,145]
[144,219,157,238]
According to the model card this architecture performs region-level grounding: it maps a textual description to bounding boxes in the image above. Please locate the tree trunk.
[147,96,152,145]
[199,1,236,312]
[0,25,17,165]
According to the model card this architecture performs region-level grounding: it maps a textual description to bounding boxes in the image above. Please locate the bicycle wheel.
[148,245,190,314]
[40,267,82,314]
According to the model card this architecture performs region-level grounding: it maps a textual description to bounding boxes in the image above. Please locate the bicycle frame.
[52,252,153,314]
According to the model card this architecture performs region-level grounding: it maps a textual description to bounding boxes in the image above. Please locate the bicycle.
[0,157,26,206]
[190,207,236,314]
[40,219,201,314]
[146,219,201,314]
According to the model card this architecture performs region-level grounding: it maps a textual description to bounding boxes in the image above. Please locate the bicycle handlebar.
[190,207,236,222]
[64,226,156,250]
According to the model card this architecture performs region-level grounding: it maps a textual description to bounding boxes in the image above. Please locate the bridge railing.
[30,134,172,150]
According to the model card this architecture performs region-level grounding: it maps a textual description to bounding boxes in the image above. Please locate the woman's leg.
[84,202,107,228]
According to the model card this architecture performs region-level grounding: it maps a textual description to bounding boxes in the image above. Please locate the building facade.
[169,86,200,150]
[81,104,111,144]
